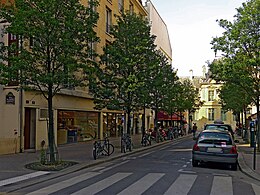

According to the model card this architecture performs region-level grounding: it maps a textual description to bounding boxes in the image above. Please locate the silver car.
[192,129,238,170]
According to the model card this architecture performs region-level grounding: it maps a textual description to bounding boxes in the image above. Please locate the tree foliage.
[0,0,99,162]
[90,12,157,134]
[210,0,260,148]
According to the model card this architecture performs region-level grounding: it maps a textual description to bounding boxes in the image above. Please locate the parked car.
[204,123,234,139]
[192,129,238,170]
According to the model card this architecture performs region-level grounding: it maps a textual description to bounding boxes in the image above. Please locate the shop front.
[57,110,99,144]
[102,112,124,137]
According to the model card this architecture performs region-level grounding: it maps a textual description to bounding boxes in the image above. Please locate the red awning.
[157,111,182,121]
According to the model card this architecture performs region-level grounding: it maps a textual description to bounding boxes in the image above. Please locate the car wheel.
[192,159,199,167]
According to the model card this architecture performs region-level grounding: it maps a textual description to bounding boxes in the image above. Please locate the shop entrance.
[24,108,36,150]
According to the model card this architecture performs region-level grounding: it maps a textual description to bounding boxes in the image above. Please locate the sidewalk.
[0,134,163,182]
[236,135,260,181]
[0,134,260,188]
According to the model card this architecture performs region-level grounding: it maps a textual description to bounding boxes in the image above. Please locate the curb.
[238,151,260,182]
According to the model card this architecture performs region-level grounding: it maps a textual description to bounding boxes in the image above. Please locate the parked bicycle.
[141,131,152,146]
[121,133,133,153]
[92,136,114,160]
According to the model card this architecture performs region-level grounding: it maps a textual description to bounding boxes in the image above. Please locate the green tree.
[147,51,173,135]
[178,79,202,129]
[0,0,99,162]
[210,0,260,148]
[160,68,180,127]
[90,12,157,134]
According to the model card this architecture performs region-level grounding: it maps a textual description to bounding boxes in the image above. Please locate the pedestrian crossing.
[18,171,260,195]
[0,171,49,187]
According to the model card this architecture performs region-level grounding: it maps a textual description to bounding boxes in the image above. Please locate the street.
[6,138,260,195]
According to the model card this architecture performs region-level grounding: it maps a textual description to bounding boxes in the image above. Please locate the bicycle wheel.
[104,143,114,156]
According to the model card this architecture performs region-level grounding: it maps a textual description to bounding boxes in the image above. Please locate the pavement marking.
[182,165,187,168]
[212,173,229,177]
[0,171,49,187]
[178,170,197,174]
[92,167,106,171]
[72,172,132,195]
[100,160,129,172]
[210,176,233,195]
[117,173,165,195]
[252,183,260,195]
[26,172,100,195]
[164,174,197,195]
[169,149,192,152]
[138,151,153,158]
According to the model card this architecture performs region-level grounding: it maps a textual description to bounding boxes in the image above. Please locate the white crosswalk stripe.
[164,174,197,195]
[0,171,49,187]
[117,173,165,195]
[9,171,260,195]
[71,173,132,195]
[210,176,233,195]
[26,172,100,195]
[252,183,260,195]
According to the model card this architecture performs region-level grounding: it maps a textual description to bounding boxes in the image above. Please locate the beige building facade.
[0,0,173,155]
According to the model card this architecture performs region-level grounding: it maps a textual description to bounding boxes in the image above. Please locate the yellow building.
[0,0,150,154]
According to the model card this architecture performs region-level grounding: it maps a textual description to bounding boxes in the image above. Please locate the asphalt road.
[7,139,260,195]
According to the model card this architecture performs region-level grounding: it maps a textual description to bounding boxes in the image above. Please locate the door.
[24,108,36,150]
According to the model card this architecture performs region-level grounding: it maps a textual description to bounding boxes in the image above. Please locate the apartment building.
[182,69,237,131]
[0,0,172,155]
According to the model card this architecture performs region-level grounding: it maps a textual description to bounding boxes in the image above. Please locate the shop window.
[57,110,99,144]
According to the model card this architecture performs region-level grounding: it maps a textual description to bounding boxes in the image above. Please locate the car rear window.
[198,132,232,145]
[205,125,230,131]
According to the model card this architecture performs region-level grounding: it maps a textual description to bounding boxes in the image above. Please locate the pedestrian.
[192,123,197,139]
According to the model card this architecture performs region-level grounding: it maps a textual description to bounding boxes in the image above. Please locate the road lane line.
[164,174,197,195]
[210,176,233,195]
[117,173,165,195]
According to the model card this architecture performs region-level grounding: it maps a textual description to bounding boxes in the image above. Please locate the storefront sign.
[6,92,15,104]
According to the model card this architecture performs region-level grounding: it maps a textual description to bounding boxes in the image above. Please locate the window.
[88,0,97,13]
[87,38,97,60]
[208,90,214,101]
[118,0,124,13]
[208,108,215,121]
[106,8,112,34]
[129,2,134,14]
[221,110,227,121]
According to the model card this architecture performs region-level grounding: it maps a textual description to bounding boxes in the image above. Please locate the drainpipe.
[19,87,23,153]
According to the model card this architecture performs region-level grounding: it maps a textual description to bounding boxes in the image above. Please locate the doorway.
[24,108,36,150]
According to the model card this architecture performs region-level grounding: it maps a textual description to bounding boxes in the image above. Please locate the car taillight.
[230,146,237,154]
[193,144,199,151]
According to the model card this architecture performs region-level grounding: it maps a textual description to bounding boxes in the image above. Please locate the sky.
[144,0,246,77]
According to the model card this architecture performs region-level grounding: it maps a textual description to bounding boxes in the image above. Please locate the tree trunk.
[47,85,56,163]
[257,96,260,151]
[127,109,131,135]
[142,106,146,136]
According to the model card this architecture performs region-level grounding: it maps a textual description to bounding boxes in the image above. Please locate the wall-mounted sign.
[6,92,15,104]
